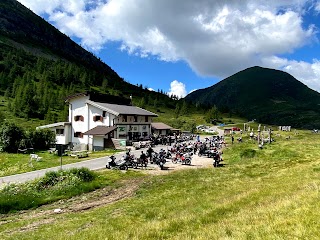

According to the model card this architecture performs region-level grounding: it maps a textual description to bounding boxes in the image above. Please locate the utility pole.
[257,124,261,145]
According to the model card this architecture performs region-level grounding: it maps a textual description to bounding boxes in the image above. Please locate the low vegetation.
[0,168,143,214]
[1,130,320,239]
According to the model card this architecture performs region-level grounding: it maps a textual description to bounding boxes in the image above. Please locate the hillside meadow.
[1,129,320,239]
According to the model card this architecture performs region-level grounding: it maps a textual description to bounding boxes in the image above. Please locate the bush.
[240,149,256,159]
[0,122,25,153]
[68,167,97,182]
[27,128,56,151]
[36,168,96,190]
[36,170,61,190]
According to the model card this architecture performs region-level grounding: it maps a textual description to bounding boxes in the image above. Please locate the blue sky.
[18,0,320,98]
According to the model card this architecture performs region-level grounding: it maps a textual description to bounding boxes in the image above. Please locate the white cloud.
[148,88,154,91]
[262,56,320,92]
[168,80,187,99]
[315,1,320,12]
[189,89,198,94]
[17,0,320,92]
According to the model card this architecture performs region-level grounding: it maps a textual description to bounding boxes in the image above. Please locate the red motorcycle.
[172,152,192,165]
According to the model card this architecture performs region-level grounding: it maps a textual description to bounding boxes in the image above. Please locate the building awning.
[83,126,117,136]
[36,122,71,130]
[151,122,173,130]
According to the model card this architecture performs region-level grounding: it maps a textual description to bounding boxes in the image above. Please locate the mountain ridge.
[185,66,320,128]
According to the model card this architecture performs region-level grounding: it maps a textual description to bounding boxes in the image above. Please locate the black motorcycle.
[106,155,128,170]
[155,153,166,170]
[212,151,222,167]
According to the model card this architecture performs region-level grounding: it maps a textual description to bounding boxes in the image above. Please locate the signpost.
[56,144,68,170]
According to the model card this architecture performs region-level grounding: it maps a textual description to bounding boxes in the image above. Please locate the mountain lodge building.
[37,92,158,151]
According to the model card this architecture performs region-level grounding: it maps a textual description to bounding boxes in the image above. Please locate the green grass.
[0,149,121,177]
[1,130,320,239]
[0,168,143,214]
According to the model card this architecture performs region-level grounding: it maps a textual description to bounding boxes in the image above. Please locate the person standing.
[197,135,200,142]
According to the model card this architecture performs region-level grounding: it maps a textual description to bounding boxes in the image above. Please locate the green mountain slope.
[0,0,120,84]
[0,0,177,124]
[185,66,320,128]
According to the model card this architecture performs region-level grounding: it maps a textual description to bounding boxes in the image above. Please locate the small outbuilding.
[151,122,173,136]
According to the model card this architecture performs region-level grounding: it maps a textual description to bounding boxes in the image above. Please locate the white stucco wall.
[93,136,104,147]
[56,130,66,144]
[88,105,115,129]
[69,96,90,145]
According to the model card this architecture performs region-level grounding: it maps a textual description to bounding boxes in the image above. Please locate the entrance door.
[128,132,133,140]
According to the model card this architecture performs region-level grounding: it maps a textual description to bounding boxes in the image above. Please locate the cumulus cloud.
[262,56,320,91]
[167,80,187,99]
[17,0,320,91]
[315,1,320,12]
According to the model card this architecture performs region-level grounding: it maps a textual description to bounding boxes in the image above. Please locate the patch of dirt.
[4,218,55,235]
[67,178,144,212]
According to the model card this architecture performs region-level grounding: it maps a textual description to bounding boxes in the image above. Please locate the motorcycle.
[156,156,166,170]
[212,151,222,167]
[172,152,192,165]
[106,155,128,170]
[122,154,138,168]
[153,150,166,170]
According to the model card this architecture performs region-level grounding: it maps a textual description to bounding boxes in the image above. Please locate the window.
[74,132,83,138]
[93,115,103,122]
[134,116,138,122]
[145,116,148,122]
[122,115,127,122]
[74,115,84,121]
[56,129,64,135]
[102,111,107,117]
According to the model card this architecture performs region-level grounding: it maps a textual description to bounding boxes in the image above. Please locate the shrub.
[27,128,56,151]
[36,170,61,190]
[0,122,25,153]
[36,168,96,190]
[68,167,97,182]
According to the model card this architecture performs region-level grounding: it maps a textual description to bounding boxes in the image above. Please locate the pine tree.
[180,101,188,115]
[174,104,180,119]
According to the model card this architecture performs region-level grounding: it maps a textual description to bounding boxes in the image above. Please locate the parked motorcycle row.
[196,136,225,167]
[106,135,225,170]
[106,148,170,170]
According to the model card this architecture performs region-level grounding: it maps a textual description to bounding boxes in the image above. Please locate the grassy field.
[1,129,320,239]
[0,149,120,177]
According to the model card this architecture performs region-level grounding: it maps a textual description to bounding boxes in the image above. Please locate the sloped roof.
[36,122,71,129]
[87,100,158,117]
[151,122,173,130]
[83,125,117,136]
